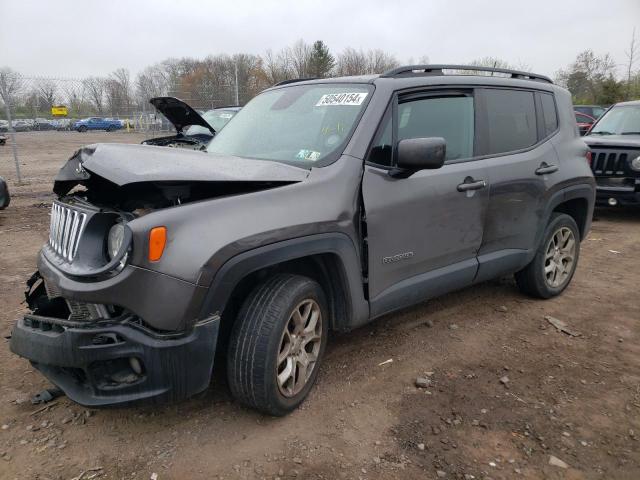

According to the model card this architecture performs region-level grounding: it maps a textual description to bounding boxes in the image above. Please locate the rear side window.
[397,96,474,161]
[484,89,537,154]
[539,93,558,136]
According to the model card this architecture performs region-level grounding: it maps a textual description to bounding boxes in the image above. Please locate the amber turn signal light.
[148,227,167,261]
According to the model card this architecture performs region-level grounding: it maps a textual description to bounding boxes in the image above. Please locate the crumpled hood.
[57,143,309,188]
[584,135,640,149]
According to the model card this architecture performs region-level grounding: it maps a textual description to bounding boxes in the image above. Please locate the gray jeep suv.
[10,65,595,415]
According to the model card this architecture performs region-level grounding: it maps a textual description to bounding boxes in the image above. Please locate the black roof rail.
[274,77,319,86]
[381,64,553,84]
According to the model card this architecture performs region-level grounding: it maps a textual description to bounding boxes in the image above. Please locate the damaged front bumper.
[10,313,218,407]
[9,250,220,407]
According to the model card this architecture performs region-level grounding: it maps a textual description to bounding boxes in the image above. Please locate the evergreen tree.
[309,41,335,78]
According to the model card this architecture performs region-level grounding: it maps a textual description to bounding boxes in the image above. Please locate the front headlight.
[631,155,640,172]
[107,223,125,260]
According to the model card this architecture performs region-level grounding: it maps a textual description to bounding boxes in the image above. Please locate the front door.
[362,90,489,317]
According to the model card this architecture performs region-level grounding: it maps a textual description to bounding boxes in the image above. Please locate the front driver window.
[397,96,475,161]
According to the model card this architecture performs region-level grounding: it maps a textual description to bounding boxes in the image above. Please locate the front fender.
[198,232,369,331]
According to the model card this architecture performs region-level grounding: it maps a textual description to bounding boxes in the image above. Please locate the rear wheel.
[227,274,328,416]
[515,213,580,298]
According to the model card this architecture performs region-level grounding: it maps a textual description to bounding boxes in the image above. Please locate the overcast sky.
[1,0,638,79]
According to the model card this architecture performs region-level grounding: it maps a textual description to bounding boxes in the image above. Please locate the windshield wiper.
[620,132,640,135]
[589,131,614,135]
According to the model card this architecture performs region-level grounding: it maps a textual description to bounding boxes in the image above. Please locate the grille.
[48,202,87,261]
[590,150,629,176]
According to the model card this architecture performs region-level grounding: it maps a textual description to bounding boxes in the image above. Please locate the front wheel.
[77,126,87,132]
[515,213,580,298]
[227,274,328,416]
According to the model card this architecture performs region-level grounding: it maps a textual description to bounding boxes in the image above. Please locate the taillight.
[585,150,592,167]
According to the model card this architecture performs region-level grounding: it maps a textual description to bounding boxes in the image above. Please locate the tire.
[78,126,87,133]
[515,213,580,299]
[0,177,10,210]
[106,126,115,132]
[227,274,328,416]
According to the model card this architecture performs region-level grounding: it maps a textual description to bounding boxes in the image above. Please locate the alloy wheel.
[544,227,576,288]
[276,299,323,398]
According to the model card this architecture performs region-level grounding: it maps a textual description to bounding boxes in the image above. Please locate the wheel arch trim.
[198,233,369,331]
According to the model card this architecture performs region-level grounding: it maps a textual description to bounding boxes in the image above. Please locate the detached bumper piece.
[10,314,219,407]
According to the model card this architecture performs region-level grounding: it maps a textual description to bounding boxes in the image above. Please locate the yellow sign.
[51,106,68,116]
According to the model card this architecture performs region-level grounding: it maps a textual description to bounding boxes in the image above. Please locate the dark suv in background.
[583,100,640,206]
[11,65,595,415]
[575,104,607,120]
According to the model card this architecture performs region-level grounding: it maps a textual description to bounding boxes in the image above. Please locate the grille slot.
[49,202,87,261]
[590,149,634,177]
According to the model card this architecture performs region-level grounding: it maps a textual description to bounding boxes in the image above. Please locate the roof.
[269,64,554,90]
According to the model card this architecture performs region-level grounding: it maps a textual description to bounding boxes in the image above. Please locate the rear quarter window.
[540,92,558,136]
[483,89,537,155]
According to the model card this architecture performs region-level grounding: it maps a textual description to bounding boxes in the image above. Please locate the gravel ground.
[0,131,639,480]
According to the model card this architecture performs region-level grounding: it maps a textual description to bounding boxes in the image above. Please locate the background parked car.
[141,97,240,149]
[583,100,640,207]
[11,120,31,132]
[0,120,8,132]
[0,177,10,209]
[33,118,56,131]
[73,117,123,132]
[575,104,607,120]
[575,111,596,136]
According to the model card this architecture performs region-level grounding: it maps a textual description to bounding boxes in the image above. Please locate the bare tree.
[263,48,293,84]
[0,67,23,108]
[625,28,637,100]
[83,76,106,115]
[288,39,312,78]
[366,49,399,74]
[336,48,399,76]
[36,79,57,110]
[135,64,170,106]
[555,50,616,103]
[336,48,368,76]
[105,68,133,115]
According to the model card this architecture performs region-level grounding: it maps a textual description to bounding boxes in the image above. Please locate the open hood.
[150,96,216,135]
[54,143,309,196]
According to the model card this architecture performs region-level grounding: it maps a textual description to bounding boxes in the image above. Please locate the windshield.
[186,109,238,136]
[590,105,640,135]
[207,84,373,166]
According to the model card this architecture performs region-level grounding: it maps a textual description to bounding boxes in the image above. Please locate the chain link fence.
[0,73,249,185]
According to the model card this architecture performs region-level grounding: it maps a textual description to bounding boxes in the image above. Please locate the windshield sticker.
[315,92,368,107]
[296,149,322,161]
[218,113,233,119]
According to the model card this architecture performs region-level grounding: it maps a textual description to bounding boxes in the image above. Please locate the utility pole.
[234,62,239,106]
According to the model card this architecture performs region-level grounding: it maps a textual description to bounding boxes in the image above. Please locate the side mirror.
[391,137,446,178]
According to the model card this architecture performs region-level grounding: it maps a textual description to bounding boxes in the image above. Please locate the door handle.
[535,164,558,175]
[457,179,487,192]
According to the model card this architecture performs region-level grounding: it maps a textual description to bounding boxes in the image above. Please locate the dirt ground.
[0,131,639,480]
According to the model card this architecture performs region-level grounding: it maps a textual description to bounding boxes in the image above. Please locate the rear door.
[362,89,489,317]
[474,88,560,281]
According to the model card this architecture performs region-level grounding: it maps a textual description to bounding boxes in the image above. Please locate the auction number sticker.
[296,149,322,161]
[315,92,368,107]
